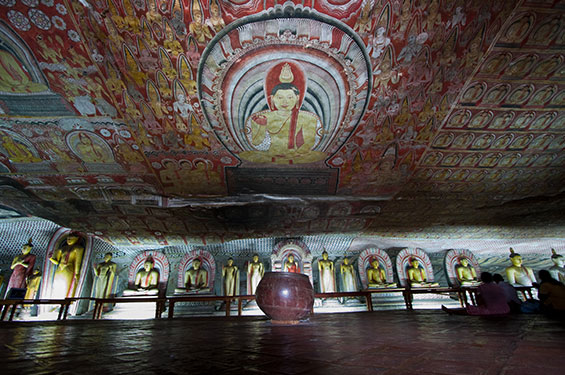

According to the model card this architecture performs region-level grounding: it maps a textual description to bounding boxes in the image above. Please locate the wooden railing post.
[168,299,175,319]
[9,303,18,321]
[365,292,373,312]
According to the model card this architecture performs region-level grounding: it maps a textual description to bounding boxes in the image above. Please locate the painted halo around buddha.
[198,5,371,165]
[127,250,170,288]
[396,248,435,287]
[358,247,394,288]
[444,249,481,287]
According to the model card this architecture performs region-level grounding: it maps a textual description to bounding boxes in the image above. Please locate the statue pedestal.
[255,272,314,324]
[410,283,440,288]
[103,301,162,320]
[173,288,211,295]
[368,290,408,311]
[122,290,159,297]
[460,281,481,287]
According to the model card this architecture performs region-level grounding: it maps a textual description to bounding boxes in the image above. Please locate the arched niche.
[39,228,93,315]
[396,248,435,287]
[127,250,170,293]
[445,249,481,287]
[271,239,313,285]
[176,249,216,293]
[358,247,394,289]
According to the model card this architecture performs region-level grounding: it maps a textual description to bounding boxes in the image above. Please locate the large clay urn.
[255,272,314,324]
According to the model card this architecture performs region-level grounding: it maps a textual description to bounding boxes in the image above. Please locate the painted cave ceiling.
[0,0,564,247]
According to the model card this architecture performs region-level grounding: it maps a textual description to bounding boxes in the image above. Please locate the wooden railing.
[2,285,505,321]
[0,298,80,321]
[402,287,464,310]
[91,297,166,320]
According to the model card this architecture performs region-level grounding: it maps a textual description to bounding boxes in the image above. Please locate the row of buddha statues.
[2,233,86,301]
[4,237,565,303]
[118,247,565,298]
[121,254,265,297]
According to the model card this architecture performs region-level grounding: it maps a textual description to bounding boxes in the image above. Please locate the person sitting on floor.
[442,272,510,316]
[537,270,565,316]
[493,273,522,313]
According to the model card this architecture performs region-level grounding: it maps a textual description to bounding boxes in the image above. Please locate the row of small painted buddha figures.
[122,248,565,297]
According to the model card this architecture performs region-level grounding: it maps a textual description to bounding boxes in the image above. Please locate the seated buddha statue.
[123,259,160,296]
[184,259,210,292]
[456,257,481,287]
[283,254,300,273]
[367,259,397,288]
[24,269,42,301]
[407,258,439,288]
[505,248,536,287]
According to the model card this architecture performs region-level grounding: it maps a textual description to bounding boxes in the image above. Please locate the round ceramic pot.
[255,272,314,324]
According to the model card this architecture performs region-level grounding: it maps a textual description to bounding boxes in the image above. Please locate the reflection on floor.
[1,311,564,374]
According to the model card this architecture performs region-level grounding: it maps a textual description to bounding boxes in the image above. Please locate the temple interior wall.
[0,218,562,300]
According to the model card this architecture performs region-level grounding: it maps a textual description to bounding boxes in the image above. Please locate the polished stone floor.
[1,311,564,375]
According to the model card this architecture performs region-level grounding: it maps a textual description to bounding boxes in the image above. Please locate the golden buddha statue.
[240,62,326,164]
[549,249,565,283]
[456,257,481,287]
[93,253,117,299]
[283,254,300,273]
[247,253,264,295]
[184,258,209,292]
[123,258,160,296]
[24,269,41,300]
[318,251,336,293]
[49,233,85,299]
[340,257,357,292]
[406,258,438,288]
[367,258,397,288]
[222,258,239,296]
[505,248,536,287]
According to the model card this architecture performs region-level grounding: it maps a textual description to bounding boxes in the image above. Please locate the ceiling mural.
[0,0,564,247]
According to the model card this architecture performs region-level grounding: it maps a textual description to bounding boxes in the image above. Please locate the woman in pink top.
[443,272,510,315]
[466,272,510,315]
